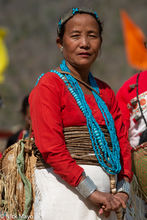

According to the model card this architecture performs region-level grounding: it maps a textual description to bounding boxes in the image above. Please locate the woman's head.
[56,8,103,71]
[21,95,29,116]
[57,8,103,41]
[20,95,31,130]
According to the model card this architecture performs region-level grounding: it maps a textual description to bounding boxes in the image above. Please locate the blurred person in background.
[116,70,147,148]
[6,94,31,149]
[117,12,147,219]
[116,70,147,220]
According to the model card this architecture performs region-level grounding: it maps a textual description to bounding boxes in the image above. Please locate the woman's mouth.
[78,52,91,57]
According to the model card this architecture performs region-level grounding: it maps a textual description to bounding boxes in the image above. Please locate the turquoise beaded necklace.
[36,60,121,175]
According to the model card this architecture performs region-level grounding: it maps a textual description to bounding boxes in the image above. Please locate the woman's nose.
[80,36,90,48]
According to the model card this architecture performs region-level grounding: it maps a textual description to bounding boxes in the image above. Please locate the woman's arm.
[29,73,84,187]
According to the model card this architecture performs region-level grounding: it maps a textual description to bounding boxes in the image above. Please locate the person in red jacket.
[116,70,147,219]
[116,70,147,148]
[29,8,132,220]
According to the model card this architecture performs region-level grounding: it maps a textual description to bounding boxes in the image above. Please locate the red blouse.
[29,72,132,186]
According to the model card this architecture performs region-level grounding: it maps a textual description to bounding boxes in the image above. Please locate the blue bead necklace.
[36,60,121,175]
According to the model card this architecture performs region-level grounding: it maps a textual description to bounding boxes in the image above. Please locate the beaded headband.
[57,7,99,36]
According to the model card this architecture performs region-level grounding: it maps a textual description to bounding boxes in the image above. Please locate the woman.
[29,8,132,220]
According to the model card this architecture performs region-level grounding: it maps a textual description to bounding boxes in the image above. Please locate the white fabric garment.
[34,165,117,220]
[126,92,147,219]
[124,176,146,220]
[129,115,147,148]
[128,91,147,148]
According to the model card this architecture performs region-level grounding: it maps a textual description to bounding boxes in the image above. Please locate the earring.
[60,46,63,52]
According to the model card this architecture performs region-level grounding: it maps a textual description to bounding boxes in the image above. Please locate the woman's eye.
[71,34,80,38]
[89,34,97,38]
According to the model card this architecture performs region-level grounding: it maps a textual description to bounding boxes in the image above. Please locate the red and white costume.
[29,72,132,220]
[116,70,147,148]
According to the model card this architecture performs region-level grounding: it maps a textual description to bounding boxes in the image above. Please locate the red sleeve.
[18,130,23,140]
[116,87,130,130]
[109,89,133,181]
[0,152,2,159]
[29,73,84,187]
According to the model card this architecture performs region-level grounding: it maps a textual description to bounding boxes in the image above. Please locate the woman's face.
[57,13,102,71]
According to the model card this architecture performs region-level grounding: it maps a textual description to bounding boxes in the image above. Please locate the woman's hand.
[113,192,129,209]
[88,190,123,215]
[99,192,129,217]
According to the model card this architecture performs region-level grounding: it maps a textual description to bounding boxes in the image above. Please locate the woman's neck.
[66,62,90,84]
[56,60,92,94]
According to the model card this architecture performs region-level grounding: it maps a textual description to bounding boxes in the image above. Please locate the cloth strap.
[136,72,147,128]
[60,71,100,96]
[16,141,32,219]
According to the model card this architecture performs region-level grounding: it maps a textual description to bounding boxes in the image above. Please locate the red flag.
[120,10,147,70]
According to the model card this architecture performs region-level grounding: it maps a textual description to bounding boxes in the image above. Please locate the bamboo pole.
[110,175,124,220]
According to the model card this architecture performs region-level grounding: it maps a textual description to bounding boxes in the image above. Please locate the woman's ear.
[56,37,63,50]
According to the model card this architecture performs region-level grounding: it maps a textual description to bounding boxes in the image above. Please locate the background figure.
[29,8,132,220]
[6,94,30,149]
[116,70,147,219]
[116,70,147,148]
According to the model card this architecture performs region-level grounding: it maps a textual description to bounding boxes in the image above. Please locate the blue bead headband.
[57,7,99,36]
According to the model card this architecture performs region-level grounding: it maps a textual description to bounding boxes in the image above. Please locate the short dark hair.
[21,95,29,115]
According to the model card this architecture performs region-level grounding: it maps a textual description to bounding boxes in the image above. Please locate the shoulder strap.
[60,71,100,96]
[136,72,147,128]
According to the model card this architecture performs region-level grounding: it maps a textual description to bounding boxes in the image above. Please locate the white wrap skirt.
[34,165,117,220]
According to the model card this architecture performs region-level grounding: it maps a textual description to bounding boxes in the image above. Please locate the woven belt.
[34,125,112,168]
